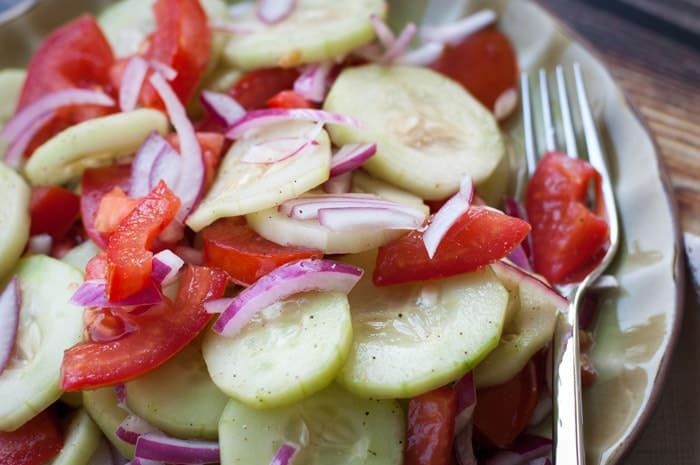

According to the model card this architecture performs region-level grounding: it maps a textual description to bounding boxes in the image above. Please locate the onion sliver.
[227,108,362,139]
[210,258,363,337]
[115,384,128,410]
[369,14,396,49]
[130,132,179,198]
[116,414,161,445]
[482,434,553,465]
[270,442,298,465]
[420,9,497,45]
[27,234,52,255]
[396,42,444,66]
[329,143,376,177]
[148,143,181,192]
[454,423,477,465]
[294,62,333,103]
[3,112,54,167]
[148,60,177,81]
[120,57,149,112]
[151,249,184,286]
[318,206,423,232]
[322,171,353,194]
[0,277,20,375]
[135,433,219,464]
[256,0,296,24]
[200,90,245,127]
[280,195,423,220]
[422,176,474,258]
[70,279,162,308]
[381,23,417,63]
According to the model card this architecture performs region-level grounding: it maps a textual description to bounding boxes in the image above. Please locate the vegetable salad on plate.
[0,0,611,464]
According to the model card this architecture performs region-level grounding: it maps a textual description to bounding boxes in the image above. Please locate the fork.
[520,64,620,464]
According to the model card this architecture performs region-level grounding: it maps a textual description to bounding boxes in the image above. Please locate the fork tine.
[538,69,556,152]
[520,72,537,176]
[556,66,579,158]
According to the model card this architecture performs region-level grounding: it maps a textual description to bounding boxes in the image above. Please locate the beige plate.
[0,0,684,463]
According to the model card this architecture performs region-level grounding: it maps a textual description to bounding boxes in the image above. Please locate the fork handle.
[552,300,586,464]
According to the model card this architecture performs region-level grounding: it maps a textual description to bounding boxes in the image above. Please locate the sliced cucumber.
[61,240,101,273]
[219,383,404,465]
[187,121,331,231]
[0,163,30,282]
[222,0,386,70]
[83,388,134,459]
[125,342,228,439]
[351,170,429,216]
[0,69,25,127]
[338,251,508,399]
[0,256,84,432]
[49,409,102,465]
[203,291,353,409]
[60,391,84,408]
[324,64,505,200]
[474,261,564,388]
[24,109,168,186]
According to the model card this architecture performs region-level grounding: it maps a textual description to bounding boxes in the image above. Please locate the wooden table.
[536,1,700,463]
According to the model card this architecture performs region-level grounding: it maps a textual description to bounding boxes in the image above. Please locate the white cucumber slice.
[0,256,84,432]
[474,261,564,388]
[0,69,25,128]
[187,121,331,231]
[49,410,102,465]
[219,383,404,465]
[83,388,135,459]
[222,0,386,70]
[338,251,508,399]
[203,291,352,409]
[61,240,101,272]
[351,170,429,216]
[0,162,30,282]
[24,109,168,186]
[125,342,228,439]
[324,64,506,200]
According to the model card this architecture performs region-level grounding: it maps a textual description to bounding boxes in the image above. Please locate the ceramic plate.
[0,0,684,463]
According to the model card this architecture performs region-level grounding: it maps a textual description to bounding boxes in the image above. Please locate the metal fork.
[520,64,620,464]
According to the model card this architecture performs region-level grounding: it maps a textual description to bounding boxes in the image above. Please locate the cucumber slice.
[83,388,134,459]
[61,240,101,272]
[24,109,168,186]
[60,391,84,408]
[49,409,102,465]
[0,69,24,128]
[351,170,429,216]
[474,261,564,388]
[222,0,386,70]
[324,64,506,200]
[219,383,404,465]
[187,121,331,231]
[125,342,228,439]
[338,251,508,399]
[0,256,84,432]
[0,163,30,282]
[203,291,353,409]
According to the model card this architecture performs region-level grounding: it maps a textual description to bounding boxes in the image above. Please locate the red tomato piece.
[266,90,313,109]
[105,181,181,302]
[81,165,132,249]
[29,186,80,241]
[93,187,140,234]
[373,207,530,286]
[473,360,539,449]
[431,27,518,111]
[526,151,609,284]
[229,67,300,110]
[18,15,116,155]
[202,217,324,286]
[405,386,457,465]
[61,264,228,391]
[84,252,109,281]
[0,408,63,465]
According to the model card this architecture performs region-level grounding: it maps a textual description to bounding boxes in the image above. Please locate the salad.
[0,1,611,465]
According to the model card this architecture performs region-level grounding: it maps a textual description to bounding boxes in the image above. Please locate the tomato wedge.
[17,15,115,156]
[105,181,181,302]
[405,386,457,465]
[202,217,323,286]
[267,90,313,109]
[526,151,609,284]
[29,186,80,241]
[373,207,530,286]
[81,164,132,249]
[61,264,228,391]
[229,67,300,110]
[0,408,63,465]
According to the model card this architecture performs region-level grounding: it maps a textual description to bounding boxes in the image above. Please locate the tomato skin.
[81,165,132,249]
[229,68,300,110]
[473,360,539,449]
[18,15,115,155]
[29,186,80,241]
[0,408,63,465]
[61,265,228,391]
[105,181,181,302]
[526,151,609,284]
[267,90,313,109]
[405,386,457,465]
[431,27,518,111]
[202,217,323,286]
[373,207,530,286]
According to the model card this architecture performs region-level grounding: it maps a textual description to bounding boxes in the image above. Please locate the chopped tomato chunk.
[94,187,140,234]
[81,164,132,249]
[0,408,63,465]
[405,386,457,465]
[29,186,80,241]
[267,90,313,109]
[229,67,300,110]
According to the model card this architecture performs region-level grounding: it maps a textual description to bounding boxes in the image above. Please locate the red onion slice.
[130,132,178,198]
[528,392,552,427]
[70,279,163,308]
[270,443,298,465]
[369,14,396,49]
[280,194,422,220]
[200,90,246,127]
[278,193,376,215]
[318,206,423,232]
[116,414,161,445]
[329,143,376,177]
[507,245,532,271]
[27,234,53,255]
[256,0,296,24]
[210,258,363,337]
[148,143,181,191]
[420,9,497,45]
[148,60,177,81]
[135,433,219,464]
[227,108,363,139]
[422,176,474,258]
[294,62,333,103]
[129,459,164,465]
[151,249,184,286]
[3,111,54,167]
[396,42,444,66]
[120,57,149,112]
[115,384,128,410]
[454,371,476,434]
[381,22,417,63]
[454,423,477,465]
[482,434,553,465]
[322,171,353,194]
[0,277,20,375]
